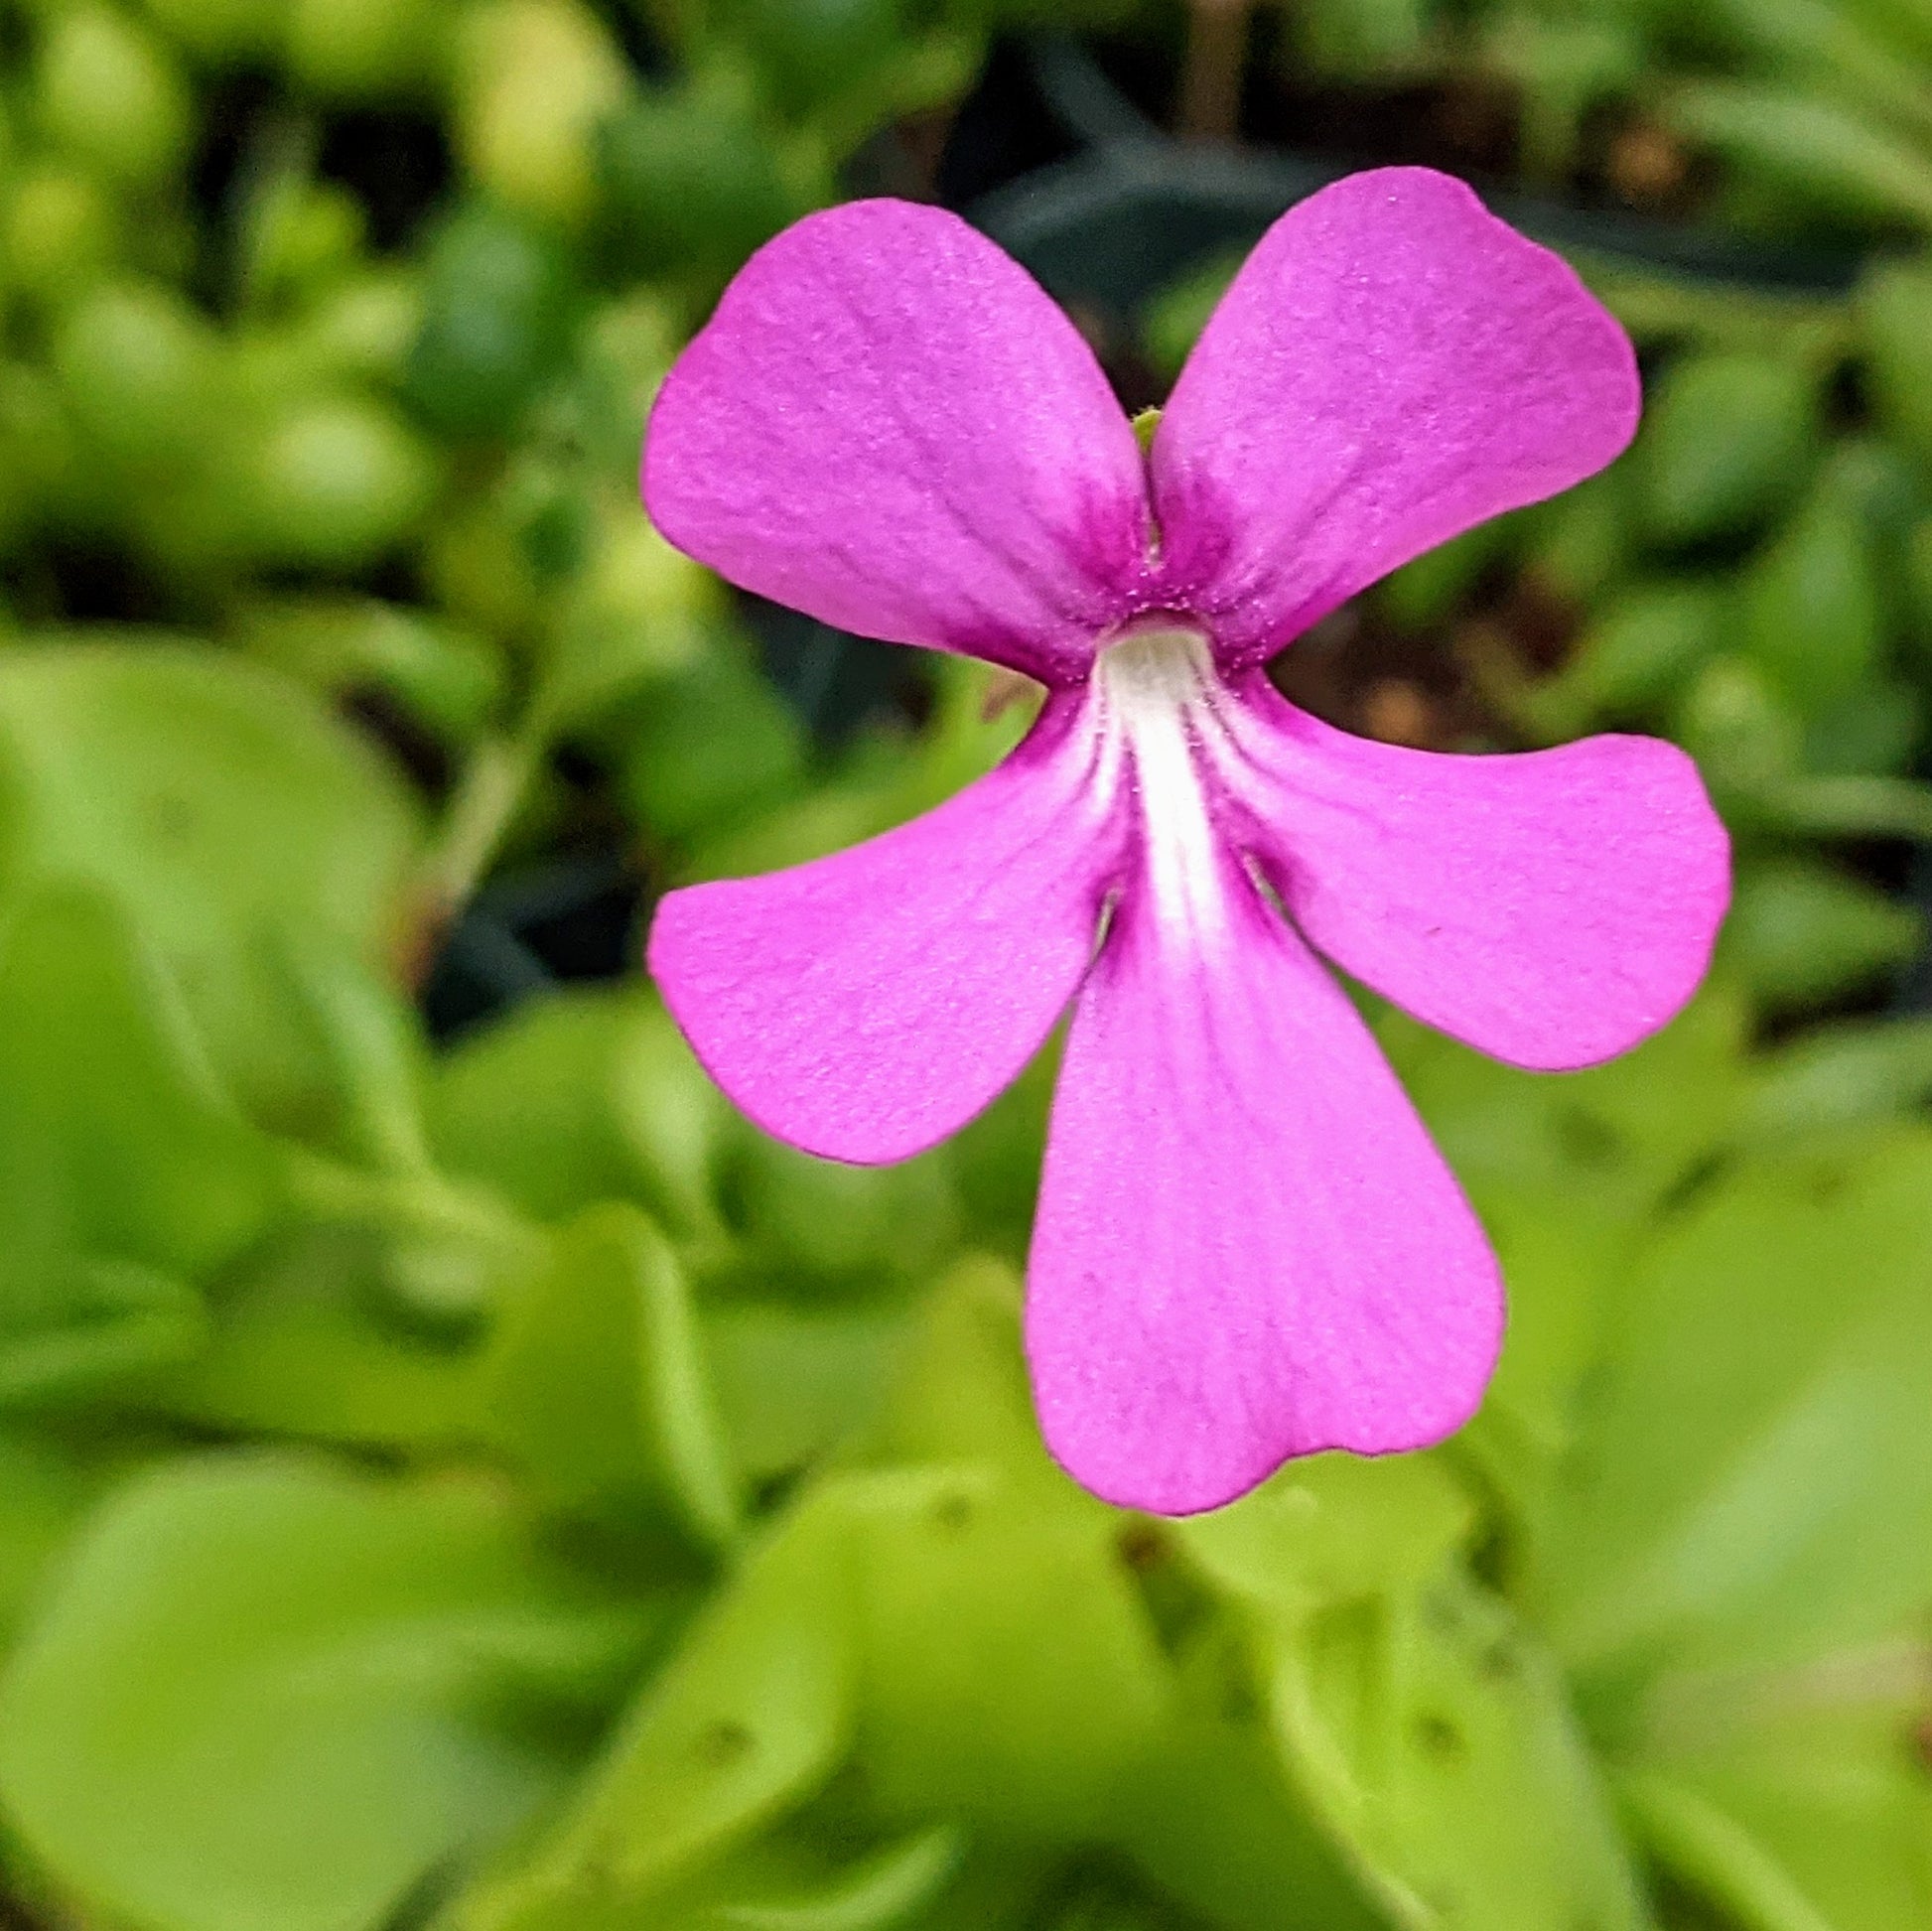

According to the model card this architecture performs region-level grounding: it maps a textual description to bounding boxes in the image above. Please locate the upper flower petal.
[646,696,1126,1166]
[1026,854,1504,1516]
[1150,167,1641,668]
[642,200,1152,685]
[1209,676,1730,1071]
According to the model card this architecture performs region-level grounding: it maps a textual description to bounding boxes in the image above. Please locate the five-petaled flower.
[641,167,1729,1516]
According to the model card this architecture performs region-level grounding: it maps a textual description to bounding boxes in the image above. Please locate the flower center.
[1094,623,1228,946]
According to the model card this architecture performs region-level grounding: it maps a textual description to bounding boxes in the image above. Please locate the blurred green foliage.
[2,0,1932,1928]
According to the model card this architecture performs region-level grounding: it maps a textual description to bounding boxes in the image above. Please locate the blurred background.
[3,0,1932,1926]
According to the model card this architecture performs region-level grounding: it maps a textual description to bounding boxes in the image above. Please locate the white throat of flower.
[1092,624,1229,949]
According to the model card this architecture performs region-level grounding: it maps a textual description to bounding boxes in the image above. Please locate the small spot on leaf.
[929,1490,974,1534]
[695,1719,755,1767]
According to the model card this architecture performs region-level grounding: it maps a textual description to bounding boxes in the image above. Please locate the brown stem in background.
[1178,0,1253,143]
[393,725,546,991]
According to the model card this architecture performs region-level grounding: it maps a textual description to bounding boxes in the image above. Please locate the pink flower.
[641,167,1729,1515]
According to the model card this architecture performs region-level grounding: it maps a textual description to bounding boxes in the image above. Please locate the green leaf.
[238,599,506,747]
[682,656,1029,886]
[1457,1182,1639,1534]
[451,0,630,228]
[1380,514,1520,637]
[617,645,809,848]
[1263,1577,1652,1931]
[0,1257,208,1410]
[1539,1131,1932,1689]
[1672,655,1805,806]
[705,1302,907,1483]
[809,31,981,165]
[1287,0,1431,82]
[1737,1015,1932,1149]
[952,1031,1057,1262]
[268,937,438,1175]
[429,986,731,1241]
[1479,15,1642,183]
[1669,82,1932,232]
[851,1464,1172,1840]
[138,0,284,62]
[1636,350,1819,548]
[1836,0,1932,64]
[405,204,577,441]
[1815,433,1928,621]
[0,887,278,1402]
[1177,1459,1633,1928]
[0,644,424,1127]
[1521,580,1724,739]
[285,0,448,100]
[1384,988,1748,1225]
[147,1223,481,1452]
[235,390,442,572]
[857,1258,1045,1472]
[478,1203,740,1545]
[725,1127,961,1292]
[450,1479,862,1929]
[1176,1454,1474,1624]
[537,498,722,730]
[1138,252,1242,381]
[843,1272,1174,1838]
[0,1453,656,1931]
[1621,1661,1932,1931]
[1758,770,1932,841]
[51,280,222,476]
[1385,995,1751,1564]
[1721,859,1922,1012]
[1801,676,1923,777]
[709,1822,965,1930]
[34,3,192,192]
[1519,465,1633,609]
[1116,1646,1386,1931]
[1738,488,1884,718]
[1861,256,1932,465]
[725,0,909,119]
[594,69,814,285]
[0,1431,126,1645]
[1691,0,1932,137]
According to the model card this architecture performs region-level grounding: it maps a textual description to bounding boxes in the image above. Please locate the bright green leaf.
[1176,1453,1473,1626]
[0,644,424,1127]
[852,1464,1173,1839]
[451,1480,861,1929]
[478,1203,740,1544]
[430,985,731,1241]
[1622,1663,1932,1931]
[705,1302,907,1483]
[1260,1577,1653,1931]
[1540,1131,1932,1687]
[0,887,277,1402]
[0,1453,655,1931]
[147,1224,480,1452]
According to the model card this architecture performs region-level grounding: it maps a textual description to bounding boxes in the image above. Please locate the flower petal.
[643,200,1152,685]
[1026,858,1503,1515]
[1150,168,1640,668]
[647,698,1126,1165]
[1210,677,1730,1070]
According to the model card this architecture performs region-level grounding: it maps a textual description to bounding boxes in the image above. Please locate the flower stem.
[417,724,546,927]
[1178,0,1252,143]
